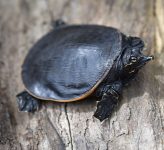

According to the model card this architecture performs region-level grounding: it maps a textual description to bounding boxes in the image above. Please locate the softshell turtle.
[16,20,153,121]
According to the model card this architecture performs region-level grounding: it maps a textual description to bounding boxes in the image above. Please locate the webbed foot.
[16,91,40,112]
[94,99,117,122]
[51,19,66,29]
[94,81,122,122]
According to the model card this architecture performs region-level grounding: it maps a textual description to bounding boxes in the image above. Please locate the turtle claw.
[16,91,40,112]
[94,100,114,122]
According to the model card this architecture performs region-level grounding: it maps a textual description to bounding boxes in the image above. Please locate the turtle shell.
[22,25,123,101]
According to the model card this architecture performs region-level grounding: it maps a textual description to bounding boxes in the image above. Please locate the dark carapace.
[16,20,153,121]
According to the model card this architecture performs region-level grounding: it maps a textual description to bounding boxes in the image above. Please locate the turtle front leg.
[16,91,40,112]
[94,81,123,122]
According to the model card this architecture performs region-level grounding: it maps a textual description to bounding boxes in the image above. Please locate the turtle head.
[121,36,153,81]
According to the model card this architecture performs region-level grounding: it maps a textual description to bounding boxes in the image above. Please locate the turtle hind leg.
[16,91,40,112]
[94,81,123,122]
[51,19,67,29]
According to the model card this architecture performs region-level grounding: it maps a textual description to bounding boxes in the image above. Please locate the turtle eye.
[130,56,137,63]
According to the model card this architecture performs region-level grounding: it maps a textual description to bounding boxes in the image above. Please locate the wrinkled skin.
[16,20,153,122]
[94,36,153,121]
